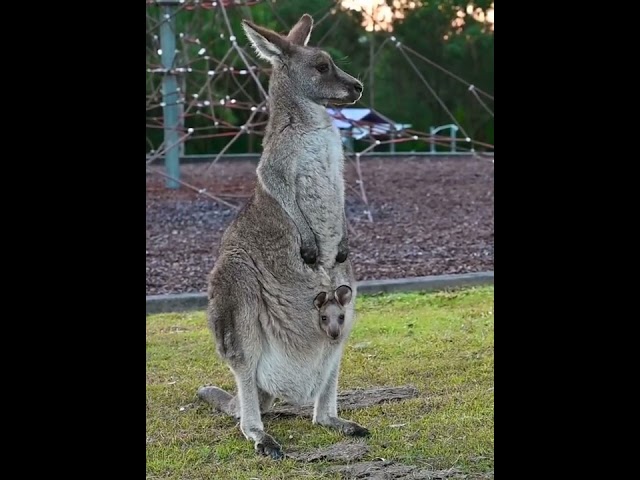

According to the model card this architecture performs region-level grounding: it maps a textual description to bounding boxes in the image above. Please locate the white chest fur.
[256,342,340,404]
[296,124,345,240]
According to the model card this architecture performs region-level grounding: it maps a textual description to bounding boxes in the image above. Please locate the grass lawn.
[146,286,494,479]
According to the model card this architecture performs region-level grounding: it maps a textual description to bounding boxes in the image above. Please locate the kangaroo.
[246,13,363,267]
[314,285,353,341]
[203,14,367,460]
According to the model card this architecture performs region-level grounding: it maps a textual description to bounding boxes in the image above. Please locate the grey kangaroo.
[248,13,362,266]
[314,285,353,341]
[203,14,367,460]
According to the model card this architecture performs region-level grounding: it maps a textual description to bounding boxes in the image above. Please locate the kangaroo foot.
[254,433,283,460]
[315,415,370,437]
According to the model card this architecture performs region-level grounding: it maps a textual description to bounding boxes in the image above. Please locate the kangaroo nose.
[354,83,363,93]
[330,330,340,339]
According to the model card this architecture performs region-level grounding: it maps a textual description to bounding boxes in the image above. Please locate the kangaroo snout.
[345,79,363,103]
[349,81,363,102]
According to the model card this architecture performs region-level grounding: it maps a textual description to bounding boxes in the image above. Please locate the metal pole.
[430,126,435,153]
[369,33,375,108]
[178,74,186,158]
[159,0,180,189]
[451,126,458,153]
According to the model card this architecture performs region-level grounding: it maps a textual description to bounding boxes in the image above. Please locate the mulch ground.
[146,156,493,295]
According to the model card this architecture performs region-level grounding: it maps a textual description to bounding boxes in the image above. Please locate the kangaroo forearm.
[260,169,314,239]
[341,209,348,242]
[336,209,349,263]
[290,197,316,244]
[259,167,318,264]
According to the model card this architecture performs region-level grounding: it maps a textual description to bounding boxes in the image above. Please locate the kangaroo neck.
[265,79,332,137]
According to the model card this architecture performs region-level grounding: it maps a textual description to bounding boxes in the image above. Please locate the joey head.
[314,285,353,341]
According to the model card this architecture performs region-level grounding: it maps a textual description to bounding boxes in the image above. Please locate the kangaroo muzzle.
[328,325,341,339]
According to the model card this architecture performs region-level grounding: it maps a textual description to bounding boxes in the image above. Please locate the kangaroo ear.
[287,13,314,46]
[334,285,353,307]
[314,292,328,310]
[242,19,290,63]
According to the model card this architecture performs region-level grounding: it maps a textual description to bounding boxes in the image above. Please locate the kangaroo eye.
[316,63,329,73]
[321,316,327,322]
[338,314,345,324]
[339,314,345,320]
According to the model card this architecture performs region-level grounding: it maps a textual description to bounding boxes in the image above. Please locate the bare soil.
[326,460,490,479]
[146,156,494,295]
[196,385,420,419]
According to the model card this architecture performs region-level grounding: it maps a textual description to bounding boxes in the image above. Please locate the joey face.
[319,301,346,340]
[314,285,353,341]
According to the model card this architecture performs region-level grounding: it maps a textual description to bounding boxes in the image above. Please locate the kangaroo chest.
[295,127,346,260]
[296,126,344,182]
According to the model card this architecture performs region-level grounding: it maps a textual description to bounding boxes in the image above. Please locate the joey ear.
[242,19,290,63]
[314,292,328,310]
[286,13,314,46]
[334,285,353,307]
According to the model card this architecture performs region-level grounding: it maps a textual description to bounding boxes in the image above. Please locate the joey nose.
[353,83,363,93]
[329,330,340,339]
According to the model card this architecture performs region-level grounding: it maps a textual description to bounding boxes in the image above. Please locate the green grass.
[146,286,494,479]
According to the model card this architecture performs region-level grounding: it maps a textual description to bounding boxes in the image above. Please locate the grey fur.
[206,14,367,460]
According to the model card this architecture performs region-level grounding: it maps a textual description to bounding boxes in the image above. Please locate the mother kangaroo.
[202,14,367,459]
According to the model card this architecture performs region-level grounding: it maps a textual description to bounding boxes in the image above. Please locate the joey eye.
[321,316,327,322]
[338,314,345,323]
[316,63,329,73]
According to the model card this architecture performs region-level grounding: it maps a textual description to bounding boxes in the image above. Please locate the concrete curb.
[146,271,493,315]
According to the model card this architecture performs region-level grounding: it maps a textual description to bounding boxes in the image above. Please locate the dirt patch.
[146,157,494,295]
[289,452,493,479]
[285,441,369,462]
[197,385,420,418]
[327,460,479,479]
[269,385,420,418]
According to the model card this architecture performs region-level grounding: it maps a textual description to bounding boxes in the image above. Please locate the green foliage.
[146,1,494,154]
